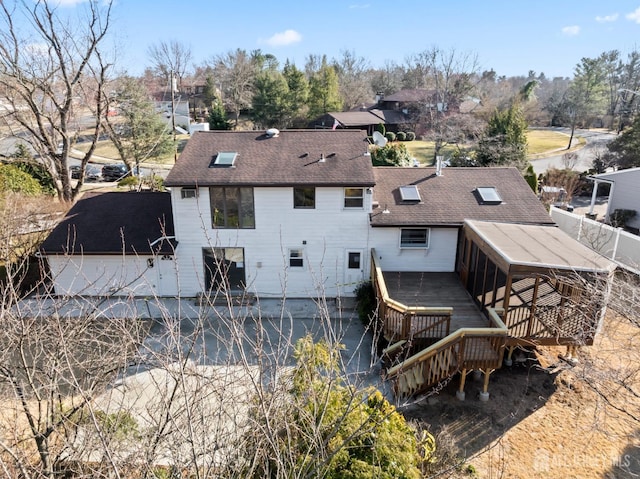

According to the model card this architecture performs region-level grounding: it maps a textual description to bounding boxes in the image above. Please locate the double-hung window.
[209,187,255,228]
[344,188,364,208]
[289,249,304,268]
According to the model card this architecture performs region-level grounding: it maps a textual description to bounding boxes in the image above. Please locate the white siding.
[47,255,166,296]
[369,227,459,272]
[169,186,372,298]
[602,169,640,230]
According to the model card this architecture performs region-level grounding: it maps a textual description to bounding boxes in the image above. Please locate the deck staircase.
[383,309,507,399]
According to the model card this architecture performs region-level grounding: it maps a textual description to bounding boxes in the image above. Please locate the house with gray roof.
[40,130,612,305]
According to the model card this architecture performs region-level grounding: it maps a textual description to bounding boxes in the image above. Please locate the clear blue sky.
[83,1,640,78]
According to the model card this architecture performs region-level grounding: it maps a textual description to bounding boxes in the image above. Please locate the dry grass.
[73,134,189,165]
[404,141,459,166]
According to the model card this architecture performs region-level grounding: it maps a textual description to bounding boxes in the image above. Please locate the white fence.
[550,206,640,274]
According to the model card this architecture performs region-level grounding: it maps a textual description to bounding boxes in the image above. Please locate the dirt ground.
[403,310,640,478]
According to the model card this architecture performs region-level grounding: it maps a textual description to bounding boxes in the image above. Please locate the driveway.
[531,128,617,175]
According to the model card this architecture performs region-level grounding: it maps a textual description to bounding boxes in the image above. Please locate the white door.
[156,254,178,297]
[344,249,364,294]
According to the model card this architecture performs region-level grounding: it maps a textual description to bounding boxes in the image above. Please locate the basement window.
[289,248,304,268]
[475,187,502,205]
[209,151,238,167]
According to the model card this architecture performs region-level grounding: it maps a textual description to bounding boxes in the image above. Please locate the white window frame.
[181,187,198,199]
[344,188,364,209]
[289,248,304,268]
[400,228,430,249]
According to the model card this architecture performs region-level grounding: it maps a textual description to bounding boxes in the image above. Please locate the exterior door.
[344,249,364,293]
[156,254,178,297]
[203,248,245,293]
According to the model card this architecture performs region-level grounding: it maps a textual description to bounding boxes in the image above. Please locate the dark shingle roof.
[383,89,435,102]
[165,130,375,187]
[41,191,175,255]
[370,167,555,227]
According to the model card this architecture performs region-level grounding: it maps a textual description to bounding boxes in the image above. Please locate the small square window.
[294,187,315,208]
[289,249,304,268]
[181,188,197,199]
[400,229,430,248]
[344,188,364,208]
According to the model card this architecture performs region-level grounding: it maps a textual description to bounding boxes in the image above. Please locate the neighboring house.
[41,192,177,297]
[589,167,640,233]
[311,108,407,135]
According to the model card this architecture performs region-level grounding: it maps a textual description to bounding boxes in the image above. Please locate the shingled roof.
[41,191,175,255]
[370,167,555,227]
[165,129,375,188]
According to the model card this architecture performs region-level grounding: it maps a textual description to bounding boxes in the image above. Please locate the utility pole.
[170,70,177,161]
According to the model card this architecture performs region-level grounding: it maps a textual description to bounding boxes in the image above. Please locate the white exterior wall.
[170,186,372,298]
[47,254,179,297]
[369,227,459,272]
[602,169,640,230]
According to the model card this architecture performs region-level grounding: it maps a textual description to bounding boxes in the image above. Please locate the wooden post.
[479,368,491,401]
[505,345,516,366]
[456,368,468,400]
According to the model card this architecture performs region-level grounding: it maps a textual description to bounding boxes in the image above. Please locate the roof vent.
[266,128,280,138]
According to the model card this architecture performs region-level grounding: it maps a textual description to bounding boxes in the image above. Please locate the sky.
[59,0,640,79]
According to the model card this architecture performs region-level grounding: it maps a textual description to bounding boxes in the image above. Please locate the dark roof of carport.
[40,191,175,255]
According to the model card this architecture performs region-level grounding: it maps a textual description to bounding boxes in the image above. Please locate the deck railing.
[371,249,452,342]
[385,308,508,399]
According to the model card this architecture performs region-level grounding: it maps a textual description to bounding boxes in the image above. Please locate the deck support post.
[479,369,491,402]
[504,345,516,366]
[456,368,468,401]
[564,345,579,364]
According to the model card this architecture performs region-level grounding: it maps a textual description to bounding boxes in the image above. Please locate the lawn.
[404,141,459,166]
[74,134,189,165]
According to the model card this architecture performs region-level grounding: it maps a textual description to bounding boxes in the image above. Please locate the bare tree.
[332,50,374,111]
[0,0,114,202]
[209,49,259,129]
[147,40,192,90]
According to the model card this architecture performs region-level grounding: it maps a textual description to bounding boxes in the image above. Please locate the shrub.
[385,132,396,142]
[375,123,386,136]
[396,131,407,141]
[610,209,637,229]
[371,143,412,166]
[354,281,376,324]
[406,131,416,141]
[0,164,42,196]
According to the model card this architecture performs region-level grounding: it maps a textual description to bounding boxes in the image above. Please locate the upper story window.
[294,187,315,209]
[181,187,197,199]
[400,228,430,248]
[209,187,255,229]
[344,188,364,208]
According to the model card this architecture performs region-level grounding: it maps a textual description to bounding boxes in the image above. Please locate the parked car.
[70,164,102,182]
[101,164,130,182]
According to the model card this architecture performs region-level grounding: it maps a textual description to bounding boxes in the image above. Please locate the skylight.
[210,151,237,167]
[475,187,502,205]
[399,185,421,202]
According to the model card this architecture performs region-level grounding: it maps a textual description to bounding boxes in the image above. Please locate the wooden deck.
[381,272,487,333]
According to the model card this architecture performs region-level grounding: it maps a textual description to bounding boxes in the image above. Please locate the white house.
[589,167,640,233]
[41,130,556,299]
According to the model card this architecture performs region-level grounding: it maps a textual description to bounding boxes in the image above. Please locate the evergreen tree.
[308,56,342,118]
[607,114,640,169]
[283,61,309,126]
[475,102,529,170]
[250,70,290,129]
[208,99,232,130]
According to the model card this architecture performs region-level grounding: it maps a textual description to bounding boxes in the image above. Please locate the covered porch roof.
[464,220,617,276]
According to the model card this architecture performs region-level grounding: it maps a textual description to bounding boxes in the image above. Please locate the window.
[294,187,315,209]
[344,188,364,208]
[289,249,304,267]
[348,252,361,269]
[209,151,238,167]
[209,187,255,228]
[181,188,197,199]
[475,187,502,205]
[400,228,430,248]
[399,185,421,202]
